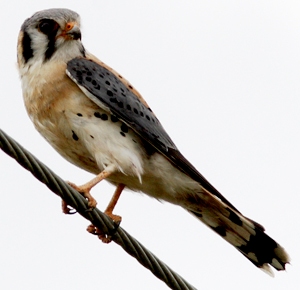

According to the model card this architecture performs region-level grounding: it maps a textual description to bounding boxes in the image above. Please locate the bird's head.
[17,8,85,71]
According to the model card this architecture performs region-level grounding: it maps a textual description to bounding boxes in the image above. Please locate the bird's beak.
[59,22,81,40]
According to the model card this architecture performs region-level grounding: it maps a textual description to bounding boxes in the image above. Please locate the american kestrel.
[17,8,289,274]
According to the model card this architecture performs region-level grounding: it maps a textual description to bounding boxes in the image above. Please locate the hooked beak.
[60,22,81,40]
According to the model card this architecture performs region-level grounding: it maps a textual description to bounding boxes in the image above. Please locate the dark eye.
[38,19,58,35]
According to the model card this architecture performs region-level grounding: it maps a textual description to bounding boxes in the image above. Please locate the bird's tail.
[186,187,290,275]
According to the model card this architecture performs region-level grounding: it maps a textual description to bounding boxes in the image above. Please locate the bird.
[17,8,289,275]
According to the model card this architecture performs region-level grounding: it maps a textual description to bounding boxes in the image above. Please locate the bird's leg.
[87,183,125,243]
[62,165,115,214]
[104,183,125,223]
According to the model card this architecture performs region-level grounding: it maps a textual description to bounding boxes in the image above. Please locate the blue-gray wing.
[66,57,177,153]
[66,57,240,212]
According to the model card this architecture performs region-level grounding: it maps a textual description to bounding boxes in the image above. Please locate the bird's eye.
[38,19,58,35]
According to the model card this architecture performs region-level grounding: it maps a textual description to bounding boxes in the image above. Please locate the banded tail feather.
[188,188,289,275]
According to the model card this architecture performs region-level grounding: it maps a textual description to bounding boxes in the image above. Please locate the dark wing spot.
[111,115,119,122]
[107,90,113,96]
[120,132,126,137]
[133,108,138,114]
[77,113,83,117]
[72,130,79,141]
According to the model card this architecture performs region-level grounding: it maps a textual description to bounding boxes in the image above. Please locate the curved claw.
[67,181,98,208]
[86,218,120,244]
[66,208,77,215]
[86,224,113,243]
[62,200,77,214]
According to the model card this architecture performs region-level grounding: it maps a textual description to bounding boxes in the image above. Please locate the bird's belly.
[32,99,200,205]
[23,69,200,205]
[34,100,149,177]
[107,151,202,206]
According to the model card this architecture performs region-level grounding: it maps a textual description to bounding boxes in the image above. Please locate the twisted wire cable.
[0,128,197,290]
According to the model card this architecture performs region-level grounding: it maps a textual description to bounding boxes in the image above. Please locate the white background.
[0,1,299,289]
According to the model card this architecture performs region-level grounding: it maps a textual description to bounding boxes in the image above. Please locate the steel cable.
[0,128,197,290]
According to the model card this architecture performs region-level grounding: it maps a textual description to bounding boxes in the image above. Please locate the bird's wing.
[66,57,240,212]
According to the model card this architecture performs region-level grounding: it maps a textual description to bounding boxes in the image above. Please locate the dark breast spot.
[94,112,108,121]
[121,123,128,133]
[72,130,79,141]
[120,132,126,137]
[100,114,108,121]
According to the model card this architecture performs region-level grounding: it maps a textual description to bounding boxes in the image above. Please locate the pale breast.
[21,59,200,206]
[21,60,148,179]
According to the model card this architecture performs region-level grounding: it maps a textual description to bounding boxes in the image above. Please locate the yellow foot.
[67,181,97,208]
